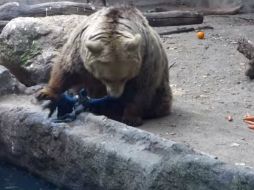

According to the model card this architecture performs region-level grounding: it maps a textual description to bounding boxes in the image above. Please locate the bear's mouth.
[106,85,124,98]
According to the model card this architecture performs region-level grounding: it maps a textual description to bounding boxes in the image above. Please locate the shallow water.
[0,161,60,190]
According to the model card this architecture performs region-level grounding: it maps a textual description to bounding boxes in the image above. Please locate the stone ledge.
[0,97,254,190]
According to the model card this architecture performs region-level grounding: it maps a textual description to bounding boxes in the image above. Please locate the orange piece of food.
[197,31,205,39]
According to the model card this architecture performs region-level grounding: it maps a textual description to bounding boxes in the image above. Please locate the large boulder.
[0,15,87,86]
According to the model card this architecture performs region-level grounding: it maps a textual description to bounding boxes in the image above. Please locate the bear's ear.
[85,40,103,54]
[125,34,142,51]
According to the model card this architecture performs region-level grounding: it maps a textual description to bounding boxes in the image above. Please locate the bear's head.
[83,33,142,97]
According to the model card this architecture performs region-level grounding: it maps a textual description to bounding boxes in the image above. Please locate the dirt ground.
[140,14,254,167]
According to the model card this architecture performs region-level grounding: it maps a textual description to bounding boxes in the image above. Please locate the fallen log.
[237,38,254,79]
[144,10,204,27]
[158,25,213,36]
[201,5,243,15]
[0,1,204,27]
[0,1,97,20]
[160,27,195,35]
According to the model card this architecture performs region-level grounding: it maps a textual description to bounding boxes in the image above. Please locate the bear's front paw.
[36,87,58,101]
[122,116,143,127]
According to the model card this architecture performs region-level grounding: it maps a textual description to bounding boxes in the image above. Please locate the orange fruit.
[197,31,205,39]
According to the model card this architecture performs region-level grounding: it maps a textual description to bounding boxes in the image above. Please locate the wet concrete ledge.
[0,66,254,190]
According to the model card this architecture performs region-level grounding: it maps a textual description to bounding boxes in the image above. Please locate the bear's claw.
[36,88,58,101]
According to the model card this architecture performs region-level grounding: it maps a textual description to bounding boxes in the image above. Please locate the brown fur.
[36,6,172,126]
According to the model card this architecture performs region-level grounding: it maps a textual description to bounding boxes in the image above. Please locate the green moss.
[20,41,41,66]
[0,39,41,67]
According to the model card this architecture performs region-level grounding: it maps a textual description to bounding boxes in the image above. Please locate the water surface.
[0,161,60,190]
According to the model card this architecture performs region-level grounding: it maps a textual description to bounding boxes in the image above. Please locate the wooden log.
[144,10,204,27]
[0,1,203,27]
[158,25,213,36]
[0,1,243,28]
[0,1,97,21]
[0,2,19,20]
[201,5,243,16]
[160,27,196,35]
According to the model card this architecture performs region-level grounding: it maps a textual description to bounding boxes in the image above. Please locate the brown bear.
[36,6,172,126]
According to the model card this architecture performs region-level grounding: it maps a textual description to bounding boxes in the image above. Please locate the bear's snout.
[106,84,124,98]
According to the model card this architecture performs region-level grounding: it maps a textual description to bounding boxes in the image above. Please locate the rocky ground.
[141,14,254,167]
